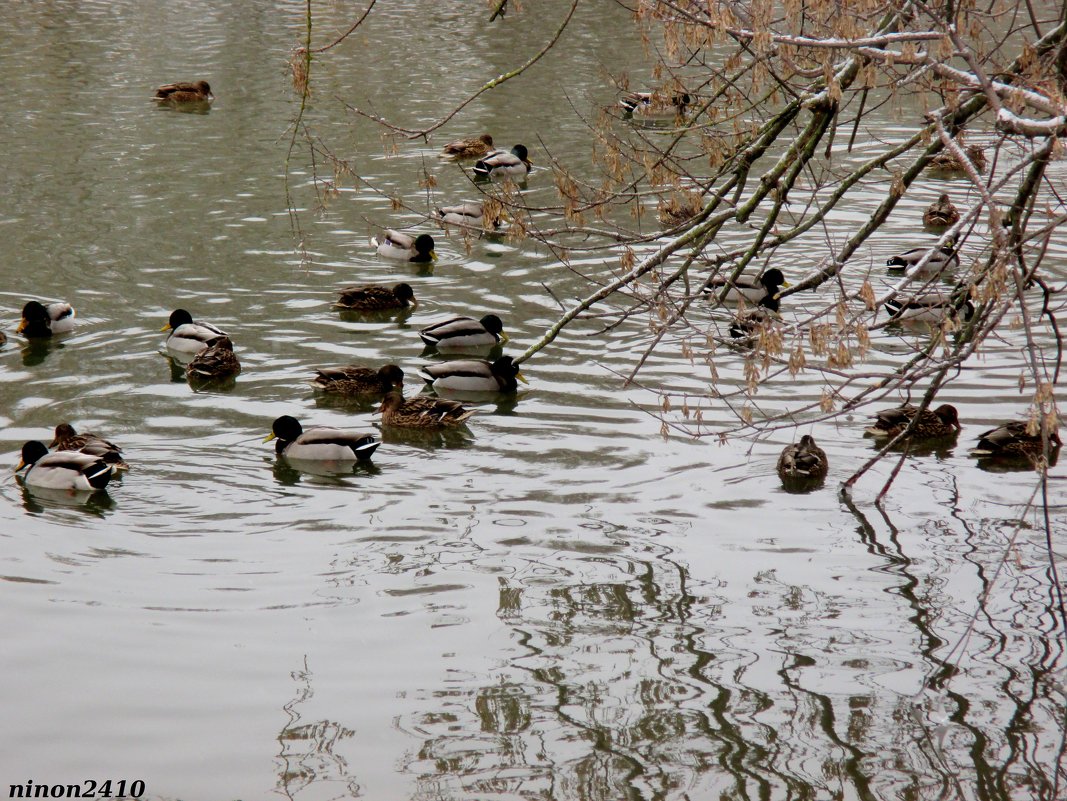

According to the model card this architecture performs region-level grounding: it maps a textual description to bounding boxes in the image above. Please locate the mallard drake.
[886,241,959,275]
[16,441,112,490]
[705,268,788,305]
[309,364,405,396]
[473,145,532,179]
[186,336,241,381]
[418,356,526,392]
[619,91,691,117]
[441,133,494,159]
[162,309,229,354]
[333,283,416,312]
[419,314,507,351]
[777,435,829,481]
[265,415,380,461]
[154,80,214,104]
[50,423,128,471]
[971,420,1062,459]
[865,404,961,439]
[379,391,476,429]
[928,144,987,175]
[922,194,960,228]
[373,230,436,262]
[884,289,974,323]
[435,202,502,230]
[18,300,76,338]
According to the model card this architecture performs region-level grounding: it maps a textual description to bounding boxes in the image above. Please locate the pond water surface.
[1,2,1064,800]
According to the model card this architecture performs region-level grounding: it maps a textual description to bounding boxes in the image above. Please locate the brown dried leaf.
[1026,410,1040,436]
[859,280,876,310]
[707,358,719,383]
[289,48,310,95]
[820,388,836,413]
[828,341,853,369]
[889,170,905,198]
[788,344,807,376]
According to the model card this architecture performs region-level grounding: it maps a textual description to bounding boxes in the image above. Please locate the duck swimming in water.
[373,230,437,263]
[18,301,75,338]
[473,145,532,179]
[265,416,380,461]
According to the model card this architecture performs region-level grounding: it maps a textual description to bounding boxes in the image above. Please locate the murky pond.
[1,2,1064,799]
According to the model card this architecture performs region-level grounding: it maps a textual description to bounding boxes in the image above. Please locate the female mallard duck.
[162,309,229,354]
[186,336,241,381]
[886,241,959,275]
[379,391,476,429]
[619,91,691,118]
[705,268,788,305]
[884,289,974,323]
[333,283,416,312]
[777,435,829,481]
[435,202,502,231]
[971,420,1062,459]
[154,80,214,104]
[310,364,405,396]
[658,194,702,226]
[729,306,778,340]
[18,300,75,338]
[418,356,526,393]
[928,144,987,175]
[419,314,507,351]
[473,145,532,179]
[265,415,380,461]
[922,194,960,228]
[50,423,128,471]
[0,330,6,346]
[441,133,494,159]
[16,441,112,490]
[865,404,961,439]
[373,230,437,262]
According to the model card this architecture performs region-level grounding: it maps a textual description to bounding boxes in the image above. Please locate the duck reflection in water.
[377,425,474,451]
[20,338,61,368]
[19,484,115,516]
[270,457,380,486]
[974,450,1059,473]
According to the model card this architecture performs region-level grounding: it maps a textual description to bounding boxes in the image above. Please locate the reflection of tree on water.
[394,537,792,800]
[275,656,362,800]
[388,509,1064,801]
[844,486,1066,800]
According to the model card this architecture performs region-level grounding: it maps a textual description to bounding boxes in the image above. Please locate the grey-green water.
[1,2,1064,799]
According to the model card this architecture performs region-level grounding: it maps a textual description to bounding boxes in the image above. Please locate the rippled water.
[1,1,1064,799]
